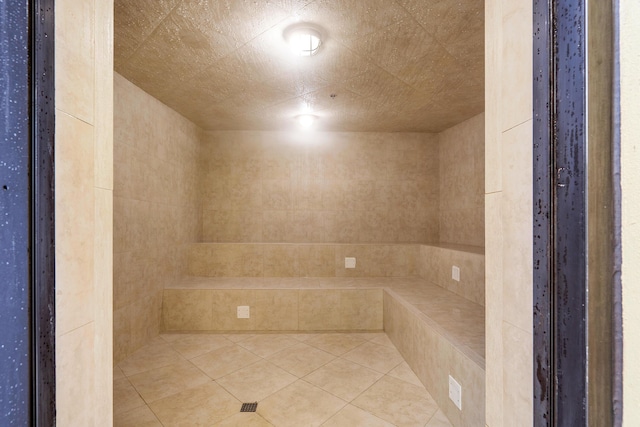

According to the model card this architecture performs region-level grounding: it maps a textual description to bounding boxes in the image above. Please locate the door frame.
[31,0,57,424]
[532,0,623,425]
[0,0,56,425]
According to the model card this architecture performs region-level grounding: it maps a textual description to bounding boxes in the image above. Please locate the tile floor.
[114,332,453,427]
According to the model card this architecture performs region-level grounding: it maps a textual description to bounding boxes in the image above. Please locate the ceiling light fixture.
[284,24,323,56]
[296,114,318,129]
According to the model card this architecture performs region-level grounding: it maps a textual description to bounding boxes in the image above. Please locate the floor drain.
[240,402,258,412]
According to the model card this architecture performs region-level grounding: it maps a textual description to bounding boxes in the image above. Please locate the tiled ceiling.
[114,0,484,132]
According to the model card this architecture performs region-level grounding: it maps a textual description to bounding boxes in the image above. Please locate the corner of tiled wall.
[438,113,486,248]
[112,73,203,364]
[55,0,114,425]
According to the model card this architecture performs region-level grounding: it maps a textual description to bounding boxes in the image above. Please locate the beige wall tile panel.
[485,0,503,195]
[340,289,383,330]
[500,121,533,332]
[55,0,95,123]
[298,289,342,330]
[113,305,132,366]
[93,187,113,426]
[93,3,115,420]
[502,323,533,427]
[201,131,440,244]
[211,290,256,330]
[188,244,264,277]
[162,290,214,331]
[439,113,485,247]
[131,294,163,350]
[334,244,418,277]
[254,290,299,330]
[450,346,486,427]
[500,1,533,131]
[57,324,96,426]
[55,113,96,336]
[297,244,336,277]
[263,245,299,277]
[485,193,504,427]
[202,209,263,242]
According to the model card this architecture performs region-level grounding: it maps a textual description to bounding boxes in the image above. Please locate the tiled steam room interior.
[113,73,485,426]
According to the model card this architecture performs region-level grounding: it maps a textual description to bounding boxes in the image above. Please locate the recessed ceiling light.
[284,24,323,56]
[296,114,318,129]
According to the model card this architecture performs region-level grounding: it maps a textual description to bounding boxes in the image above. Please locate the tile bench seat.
[162,276,485,427]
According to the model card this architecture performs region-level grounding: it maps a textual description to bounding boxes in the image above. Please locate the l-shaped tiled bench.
[162,243,484,427]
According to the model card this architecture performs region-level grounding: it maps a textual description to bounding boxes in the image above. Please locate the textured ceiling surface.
[115,0,484,132]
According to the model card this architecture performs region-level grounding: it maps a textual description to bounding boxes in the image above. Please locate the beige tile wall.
[162,288,383,332]
[187,243,418,277]
[55,0,113,424]
[439,113,485,247]
[485,0,533,425]
[200,131,440,243]
[113,74,201,364]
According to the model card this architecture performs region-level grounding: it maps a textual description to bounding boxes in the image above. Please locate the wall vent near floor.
[240,402,258,412]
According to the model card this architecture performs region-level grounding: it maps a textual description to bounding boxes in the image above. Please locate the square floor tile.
[159,333,185,343]
[288,333,314,342]
[369,333,396,348]
[118,341,185,377]
[426,409,454,427]
[353,376,439,427]
[342,341,404,373]
[268,343,336,377]
[216,360,298,402]
[237,334,299,358]
[114,378,146,415]
[128,360,211,403]
[167,333,233,359]
[305,333,367,356]
[114,405,162,427]
[258,380,347,427]
[149,381,240,426]
[387,361,425,388]
[304,359,383,402]
[192,344,261,379]
[225,334,257,343]
[321,404,395,427]
[213,412,274,426]
[114,366,126,381]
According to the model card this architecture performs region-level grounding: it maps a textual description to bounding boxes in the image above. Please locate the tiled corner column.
[485,0,534,426]
[54,0,114,425]
[384,292,485,427]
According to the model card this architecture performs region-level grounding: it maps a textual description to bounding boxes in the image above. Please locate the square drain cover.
[241,402,258,412]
